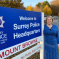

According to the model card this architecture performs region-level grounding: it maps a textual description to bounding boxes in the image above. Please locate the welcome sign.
[0,7,42,59]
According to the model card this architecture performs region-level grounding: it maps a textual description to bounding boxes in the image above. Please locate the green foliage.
[36,2,41,7]
[42,1,50,8]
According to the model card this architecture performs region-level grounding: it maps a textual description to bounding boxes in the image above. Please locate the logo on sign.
[0,31,7,44]
[0,16,5,28]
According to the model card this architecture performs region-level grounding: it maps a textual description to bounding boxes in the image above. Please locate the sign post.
[40,12,44,59]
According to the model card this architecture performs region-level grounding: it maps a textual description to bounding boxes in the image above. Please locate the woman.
[43,16,59,59]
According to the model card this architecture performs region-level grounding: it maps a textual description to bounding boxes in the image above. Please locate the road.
[53,19,59,29]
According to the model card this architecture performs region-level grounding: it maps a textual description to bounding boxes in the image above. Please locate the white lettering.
[13,29,40,39]
[30,22,40,28]
[13,24,29,30]
[19,16,34,20]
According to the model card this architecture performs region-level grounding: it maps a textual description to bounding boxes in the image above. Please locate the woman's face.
[46,17,53,25]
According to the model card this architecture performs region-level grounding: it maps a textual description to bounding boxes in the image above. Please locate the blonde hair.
[45,16,53,24]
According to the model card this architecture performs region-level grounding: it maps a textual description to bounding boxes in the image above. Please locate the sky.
[22,0,53,7]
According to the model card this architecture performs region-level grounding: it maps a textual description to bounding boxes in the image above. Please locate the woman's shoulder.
[44,24,46,26]
[44,24,47,29]
[53,24,58,29]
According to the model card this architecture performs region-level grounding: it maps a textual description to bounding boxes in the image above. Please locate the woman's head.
[46,16,53,25]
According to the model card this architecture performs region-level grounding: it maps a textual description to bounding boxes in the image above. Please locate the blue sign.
[0,7,41,51]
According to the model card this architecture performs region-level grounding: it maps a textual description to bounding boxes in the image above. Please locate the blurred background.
[0,0,59,16]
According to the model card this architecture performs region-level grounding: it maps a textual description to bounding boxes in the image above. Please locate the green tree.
[42,1,50,8]
[36,2,41,7]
